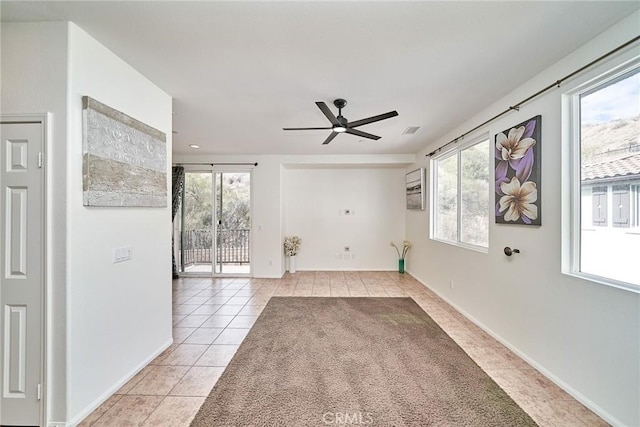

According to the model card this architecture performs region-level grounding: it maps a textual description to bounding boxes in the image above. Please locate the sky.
[581,71,640,124]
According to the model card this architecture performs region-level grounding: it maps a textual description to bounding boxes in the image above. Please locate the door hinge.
[38,152,43,168]
[37,383,42,400]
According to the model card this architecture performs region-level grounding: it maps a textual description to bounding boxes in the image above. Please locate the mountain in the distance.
[581,115,639,164]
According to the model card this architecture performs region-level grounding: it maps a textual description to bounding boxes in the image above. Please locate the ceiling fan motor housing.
[333,98,347,109]
[333,99,348,124]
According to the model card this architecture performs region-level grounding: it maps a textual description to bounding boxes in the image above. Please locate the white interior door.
[0,121,43,426]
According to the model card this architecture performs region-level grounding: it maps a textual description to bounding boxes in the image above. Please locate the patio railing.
[181,228,250,267]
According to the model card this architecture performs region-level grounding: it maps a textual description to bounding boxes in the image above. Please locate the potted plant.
[390,240,411,273]
[284,236,301,273]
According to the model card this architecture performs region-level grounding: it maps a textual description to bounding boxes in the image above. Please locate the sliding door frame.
[178,166,253,278]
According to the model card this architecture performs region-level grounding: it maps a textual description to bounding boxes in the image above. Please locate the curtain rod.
[426,35,640,157]
[173,162,258,167]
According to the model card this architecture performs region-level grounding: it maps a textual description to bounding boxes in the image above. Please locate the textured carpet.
[191,297,537,427]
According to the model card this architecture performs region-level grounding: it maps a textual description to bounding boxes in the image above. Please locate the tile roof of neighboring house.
[582,152,640,181]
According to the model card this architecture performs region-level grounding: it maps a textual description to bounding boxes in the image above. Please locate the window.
[432,136,490,250]
[567,60,640,291]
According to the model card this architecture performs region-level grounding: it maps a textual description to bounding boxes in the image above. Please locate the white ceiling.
[2,1,638,156]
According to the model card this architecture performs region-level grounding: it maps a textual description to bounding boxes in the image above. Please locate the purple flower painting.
[495,116,541,225]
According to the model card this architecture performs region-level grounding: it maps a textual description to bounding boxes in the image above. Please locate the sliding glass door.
[179,170,251,276]
[213,172,251,274]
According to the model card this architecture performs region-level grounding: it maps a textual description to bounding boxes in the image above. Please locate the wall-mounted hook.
[504,247,520,257]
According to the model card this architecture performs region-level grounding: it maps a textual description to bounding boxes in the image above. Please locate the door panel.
[1,121,43,426]
[4,305,27,396]
[214,172,251,276]
[180,172,213,274]
[179,171,251,276]
[7,188,28,277]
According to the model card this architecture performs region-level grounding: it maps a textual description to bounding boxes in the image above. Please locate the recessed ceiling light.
[189,144,200,149]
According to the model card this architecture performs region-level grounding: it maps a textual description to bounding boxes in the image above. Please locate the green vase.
[398,259,405,274]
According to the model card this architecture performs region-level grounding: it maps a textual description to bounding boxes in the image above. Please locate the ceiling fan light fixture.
[333,126,347,133]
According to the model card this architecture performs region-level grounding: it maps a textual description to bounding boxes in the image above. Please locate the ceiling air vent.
[403,126,420,135]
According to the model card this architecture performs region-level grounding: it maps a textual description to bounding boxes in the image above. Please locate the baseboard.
[293,268,395,272]
[64,338,173,427]
[406,269,624,427]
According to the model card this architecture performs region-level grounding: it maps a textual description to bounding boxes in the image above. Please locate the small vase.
[398,259,405,274]
[289,255,297,273]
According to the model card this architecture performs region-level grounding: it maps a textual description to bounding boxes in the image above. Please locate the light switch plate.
[114,246,132,263]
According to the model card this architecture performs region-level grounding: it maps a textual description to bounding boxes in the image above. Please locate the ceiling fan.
[283,98,398,145]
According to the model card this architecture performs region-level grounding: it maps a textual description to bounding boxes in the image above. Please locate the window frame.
[430,133,490,253]
[564,56,640,294]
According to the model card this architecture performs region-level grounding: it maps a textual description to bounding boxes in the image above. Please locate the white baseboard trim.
[64,338,174,427]
[406,269,624,427]
[293,268,395,272]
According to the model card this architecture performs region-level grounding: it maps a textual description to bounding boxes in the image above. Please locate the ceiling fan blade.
[283,127,333,130]
[322,131,339,145]
[316,102,341,126]
[347,111,398,128]
[345,128,381,140]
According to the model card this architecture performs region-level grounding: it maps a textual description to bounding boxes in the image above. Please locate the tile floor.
[79,271,607,426]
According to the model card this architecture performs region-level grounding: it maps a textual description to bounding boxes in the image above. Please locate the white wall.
[176,155,285,277]
[1,22,70,423]
[173,154,415,277]
[1,21,172,425]
[405,13,640,426]
[284,168,405,270]
[65,24,173,423]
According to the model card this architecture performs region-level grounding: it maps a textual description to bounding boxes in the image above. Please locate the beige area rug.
[191,297,537,427]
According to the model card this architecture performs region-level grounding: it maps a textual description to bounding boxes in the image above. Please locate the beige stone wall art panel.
[82,96,167,207]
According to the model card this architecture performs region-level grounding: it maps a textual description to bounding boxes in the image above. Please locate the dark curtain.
[172,166,185,279]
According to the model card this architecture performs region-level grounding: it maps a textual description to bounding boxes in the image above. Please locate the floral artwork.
[495,116,541,225]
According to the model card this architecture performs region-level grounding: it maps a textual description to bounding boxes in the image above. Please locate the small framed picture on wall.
[406,168,425,210]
